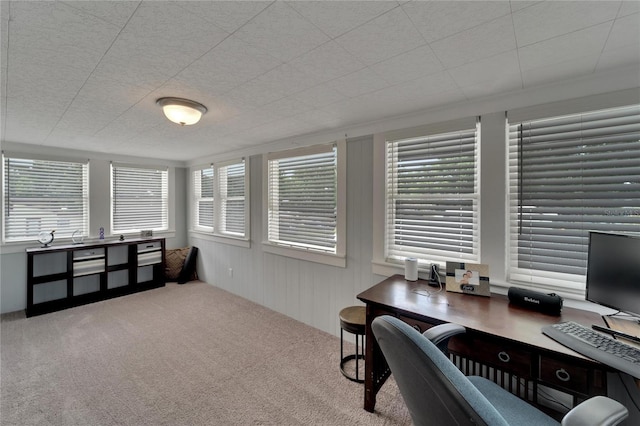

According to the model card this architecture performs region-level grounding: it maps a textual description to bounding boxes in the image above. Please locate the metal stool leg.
[340,327,365,383]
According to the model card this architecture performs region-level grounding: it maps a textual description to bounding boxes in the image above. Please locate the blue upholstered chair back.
[372,315,510,426]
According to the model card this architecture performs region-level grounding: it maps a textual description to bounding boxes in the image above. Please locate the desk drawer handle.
[497,351,510,363]
[555,368,571,382]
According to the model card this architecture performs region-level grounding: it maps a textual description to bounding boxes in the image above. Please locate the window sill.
[190,230,251,248]
[372,259,434,280]
[263,242,346,268]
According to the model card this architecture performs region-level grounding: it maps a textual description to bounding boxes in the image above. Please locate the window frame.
[110,162,169,234]
[2,152,90,244]
[216,159,248,238]
[192,165,215,233]
[506,104,640,297]
[262,141,346,267]
[373,118,480,276]
[189,158,250,246]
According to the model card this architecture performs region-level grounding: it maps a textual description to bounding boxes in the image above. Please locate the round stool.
[339,306,366,383]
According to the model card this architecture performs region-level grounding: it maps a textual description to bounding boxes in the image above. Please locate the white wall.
[0,147,188,314]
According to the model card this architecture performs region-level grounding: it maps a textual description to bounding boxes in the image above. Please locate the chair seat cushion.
[468,376,559,426]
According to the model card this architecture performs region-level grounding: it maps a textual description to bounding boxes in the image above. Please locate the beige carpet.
[1,282,410,425]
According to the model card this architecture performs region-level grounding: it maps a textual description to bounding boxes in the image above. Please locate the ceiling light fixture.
[156,97,207,126]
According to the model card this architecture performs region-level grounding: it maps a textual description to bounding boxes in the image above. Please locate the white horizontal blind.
[386,123,479,264]
[218,160,245,236]
[193,167,214,232]
[508,104,640,293]
[111,164,168,233]
[267,146,337,253]
[2,155,88,242]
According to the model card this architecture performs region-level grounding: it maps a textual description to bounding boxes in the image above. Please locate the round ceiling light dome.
[156,97,207,126]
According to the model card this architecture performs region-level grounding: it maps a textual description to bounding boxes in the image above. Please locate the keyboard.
[542,321,640,378]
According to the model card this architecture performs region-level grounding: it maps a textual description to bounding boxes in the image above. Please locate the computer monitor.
[586,232,640,318]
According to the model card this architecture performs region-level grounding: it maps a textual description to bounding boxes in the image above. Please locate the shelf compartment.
[108,245,129,266]
[107,269,129,289]
[33,279,67,304]
[73,275,101,296]
[33,252,67,277]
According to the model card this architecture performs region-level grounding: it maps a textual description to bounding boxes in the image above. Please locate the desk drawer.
[539,356,589,395]
[398,315,434,334]
[450,336,533,378]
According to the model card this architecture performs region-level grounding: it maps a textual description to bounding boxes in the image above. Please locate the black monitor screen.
[586,232,640,317]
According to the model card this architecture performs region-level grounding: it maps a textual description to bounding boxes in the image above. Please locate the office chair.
[372,315,628,426]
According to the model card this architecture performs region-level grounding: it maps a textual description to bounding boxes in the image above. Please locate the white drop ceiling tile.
[174,0,270,33]
[96,2,229,82]
[286,0,398,38]
[431,15,516,69]
[260,97,315,120]
[509,2,543,13]
[397,71,460,97]
[60,0,139,27]
[596,45,640,72]
[4,104,63,143]
[8,1,120,72]
[449,50,521,89]
[518,22,612,71]
[289,85,349,109]
[413,89,468,111]
[370,44,444,85]
[604,13,640,51]
[335,6,425,66]
[522,54,600,87]
[288,41,366,84]
[0,1,7,129]
[460,77,523,100]
[512,1,620,47]
[89,57,170,93]
[233,2,329,63]
[93,103,165,141]
[295,109,343,131]
[221,81,285,112]
[9,51,93,93]
[173,36,283,96]
[402,0,511,43]
[618,1,640,17]
[253,63,324,97]
[328,68,390,98]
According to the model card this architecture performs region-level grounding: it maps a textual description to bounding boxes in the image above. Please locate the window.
[111,163,168,233]
[508,104,640,294]
[2,154,89,242]
[191,159,248,239]
[383,121,480,266]
[265,142,346,266]
[192,166,214,232]
[217,160,246,237]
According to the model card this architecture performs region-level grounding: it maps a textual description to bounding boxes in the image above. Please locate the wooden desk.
[357,275,610,415]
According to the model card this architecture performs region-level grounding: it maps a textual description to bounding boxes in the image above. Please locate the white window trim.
[262,140,346,268]
[506,103,640,298]
[215,158,249,239]
[188,158,250,246]
[372,118,480,276]
[110,162,169,234]
[1,152,90,244]
[191,164,214,233]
